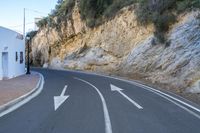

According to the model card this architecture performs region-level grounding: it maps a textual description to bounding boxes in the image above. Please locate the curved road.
[0,68,200,133]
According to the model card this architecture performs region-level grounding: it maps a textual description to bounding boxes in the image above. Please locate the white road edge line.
[131,82,200,113]
[74,77,112,133]
[0,72,45,118]
[147,88,200,119]
[110,84,143,109]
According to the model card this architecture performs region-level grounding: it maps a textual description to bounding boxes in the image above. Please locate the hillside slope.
[31,1,200,103]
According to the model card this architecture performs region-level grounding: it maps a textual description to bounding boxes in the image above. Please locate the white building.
[0,26,25,80]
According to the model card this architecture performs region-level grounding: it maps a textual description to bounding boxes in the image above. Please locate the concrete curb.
[0,72,45,117]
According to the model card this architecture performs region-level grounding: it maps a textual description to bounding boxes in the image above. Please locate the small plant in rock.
[135,0,200,44]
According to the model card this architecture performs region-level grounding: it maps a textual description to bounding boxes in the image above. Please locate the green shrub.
[104,0,135,18]
[53,0,75,16]
[177,0,190,12]
[86,18,96,27]
[153,13,176,34]
[37,0,200,41]
[26,30,38,38]
[79,0,136,27]
[36,17,48,28]
[190,0,200,8]
[37,0,75,28]
[79,0,112,27]
[135,0,200,44]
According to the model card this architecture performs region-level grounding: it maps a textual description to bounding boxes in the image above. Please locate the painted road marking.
[109,79,200,119]
[133,82,200,113]
[59,69,200,113]
[54,85,69,111]
[89,72,200,118]
[151,90,200,119]
[74,77,112,133]
[110,84,143,109]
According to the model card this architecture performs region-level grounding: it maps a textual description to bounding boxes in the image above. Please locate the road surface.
[0,68,200,133]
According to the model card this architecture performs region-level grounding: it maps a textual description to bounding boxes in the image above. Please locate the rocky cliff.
[31,3,200,102]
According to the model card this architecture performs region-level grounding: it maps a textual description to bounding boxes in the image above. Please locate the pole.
[26,38,31,74]
[23,8,25,39]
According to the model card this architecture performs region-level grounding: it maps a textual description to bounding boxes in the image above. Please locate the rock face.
[31,1,87,66]
[120,12,200,93]
[31,3,200,94]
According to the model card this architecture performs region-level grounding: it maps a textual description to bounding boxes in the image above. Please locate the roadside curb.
[0,72,45,117]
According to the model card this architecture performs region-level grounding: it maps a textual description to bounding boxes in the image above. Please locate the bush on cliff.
[135,0,200,43]
[36,0,200,43]
[37,0,135,28]
[79,0,135,27]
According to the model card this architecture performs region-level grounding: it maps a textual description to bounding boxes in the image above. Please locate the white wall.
[13,36,25,77]
[0,27,25,79]
[0,53,2,80]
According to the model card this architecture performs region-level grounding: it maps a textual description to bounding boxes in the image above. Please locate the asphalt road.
[0,68,200,133]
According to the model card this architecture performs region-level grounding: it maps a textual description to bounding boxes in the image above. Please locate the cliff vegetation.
[31,0,200,104]
[37,0,200,43]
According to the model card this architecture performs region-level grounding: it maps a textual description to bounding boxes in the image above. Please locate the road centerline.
[74,77,112,133]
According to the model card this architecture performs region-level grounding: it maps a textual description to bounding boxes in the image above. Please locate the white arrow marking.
[54,85,70,111]
[111,84,143,109]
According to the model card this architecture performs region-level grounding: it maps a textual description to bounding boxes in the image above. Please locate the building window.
[20,52,23,64]
[15,52,18,62]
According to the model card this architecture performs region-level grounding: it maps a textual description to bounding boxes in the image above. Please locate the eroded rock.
[31,4,200,94]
